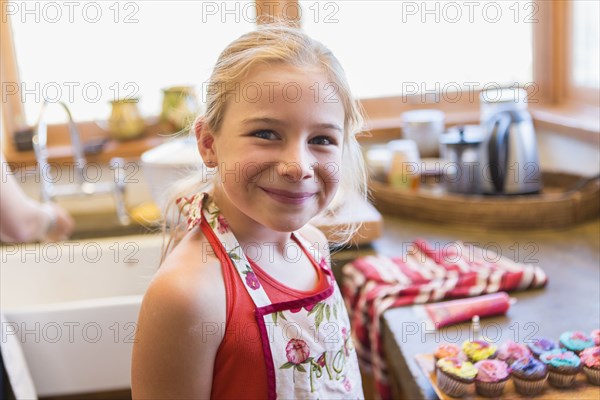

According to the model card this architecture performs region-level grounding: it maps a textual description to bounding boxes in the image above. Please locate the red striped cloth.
[341,239,548,400]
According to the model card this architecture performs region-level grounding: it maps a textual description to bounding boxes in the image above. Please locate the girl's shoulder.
[145,228,226,325]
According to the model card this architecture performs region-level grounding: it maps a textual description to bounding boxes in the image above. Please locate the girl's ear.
[195,118,217,168]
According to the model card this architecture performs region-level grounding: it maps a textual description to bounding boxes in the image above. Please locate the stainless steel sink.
[68,209,159,240]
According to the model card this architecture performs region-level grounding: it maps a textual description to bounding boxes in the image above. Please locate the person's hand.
[44,202,75,242]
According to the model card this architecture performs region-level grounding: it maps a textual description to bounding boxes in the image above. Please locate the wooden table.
[374,216,600,400]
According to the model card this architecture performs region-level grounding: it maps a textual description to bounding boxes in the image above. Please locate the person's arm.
[131,233,226,399]
[0,154,74,242]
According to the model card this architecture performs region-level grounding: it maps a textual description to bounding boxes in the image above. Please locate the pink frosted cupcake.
[591,329,600,346]
[436,357,477,397]
[540,349,582,388]
[473,359,510,397]
[497,341,531,365]
[580,346,600,385]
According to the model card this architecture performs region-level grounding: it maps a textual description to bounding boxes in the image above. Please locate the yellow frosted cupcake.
[436,357,477,397]
[462,340,497,363]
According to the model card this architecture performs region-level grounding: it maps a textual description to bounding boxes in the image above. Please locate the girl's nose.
[277,145,314,182]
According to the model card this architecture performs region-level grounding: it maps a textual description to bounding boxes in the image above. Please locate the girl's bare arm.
[131,233,226,399]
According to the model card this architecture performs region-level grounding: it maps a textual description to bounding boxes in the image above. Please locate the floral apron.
[180,193,364,400]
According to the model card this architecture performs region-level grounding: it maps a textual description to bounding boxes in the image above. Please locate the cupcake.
[540,349,582,388]
[462,340,497,363]
[559,331,595,354]
[591,329,600,346]
[527,337,558,358]
[436,357,477,397]
[579,346,600,385]
[433,344,460,371]
[473,359,509,397]
[496,341,531,365]
[510,356,548,395]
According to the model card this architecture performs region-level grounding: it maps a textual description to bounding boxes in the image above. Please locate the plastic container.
[365,145,392,182]
[387,139,421,191]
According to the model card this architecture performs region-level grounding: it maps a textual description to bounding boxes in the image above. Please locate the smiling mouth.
[259,187,317,204]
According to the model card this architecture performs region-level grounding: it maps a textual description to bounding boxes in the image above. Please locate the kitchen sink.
[68,210,159,240]
[1,233,163,397]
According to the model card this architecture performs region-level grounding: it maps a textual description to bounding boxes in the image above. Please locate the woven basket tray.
[370,171,599,230]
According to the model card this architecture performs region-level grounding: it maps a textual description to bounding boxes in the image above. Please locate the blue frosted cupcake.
[527,337,557,358]
[559,331,595,354]
[539,349,582,388]
[510,356,548,395]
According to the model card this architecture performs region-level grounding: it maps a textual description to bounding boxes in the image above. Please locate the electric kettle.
[479,108,543,195]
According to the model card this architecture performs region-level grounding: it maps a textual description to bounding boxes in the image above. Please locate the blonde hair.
[161,23,368,259]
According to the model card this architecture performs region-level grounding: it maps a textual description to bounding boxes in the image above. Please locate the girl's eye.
[251,130,278,140]
[309,136,337,146]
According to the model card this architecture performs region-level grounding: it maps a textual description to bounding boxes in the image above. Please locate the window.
[300,0,533,100]
[570,0,599,105]
[8,1,256,125]
[571,0,599,89]
[2,0,596,150]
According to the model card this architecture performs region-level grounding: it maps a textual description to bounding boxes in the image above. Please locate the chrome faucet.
[32,100,130,225]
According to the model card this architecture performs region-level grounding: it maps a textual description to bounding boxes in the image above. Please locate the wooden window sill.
[3,118,173,168]
[529,104,600,146]
[358,102,599,147]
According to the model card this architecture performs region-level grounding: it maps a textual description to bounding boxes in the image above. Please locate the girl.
[131,24,367,399]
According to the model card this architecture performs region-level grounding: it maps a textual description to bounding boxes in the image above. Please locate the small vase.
[107,99,145,141]
[161,86,200,132]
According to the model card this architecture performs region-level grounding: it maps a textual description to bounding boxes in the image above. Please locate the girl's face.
[204,63,345,233]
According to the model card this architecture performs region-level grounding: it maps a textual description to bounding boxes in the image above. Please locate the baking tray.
[415,353,599,399]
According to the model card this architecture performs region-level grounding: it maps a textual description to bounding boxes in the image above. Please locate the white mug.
[400,109,445,157]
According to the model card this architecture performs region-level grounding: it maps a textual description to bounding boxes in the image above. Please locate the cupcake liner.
[436,368,470,397]
[511,375,548,396]
[583,366,600,386]
[547,371,578,388]
[474,379,508,398]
